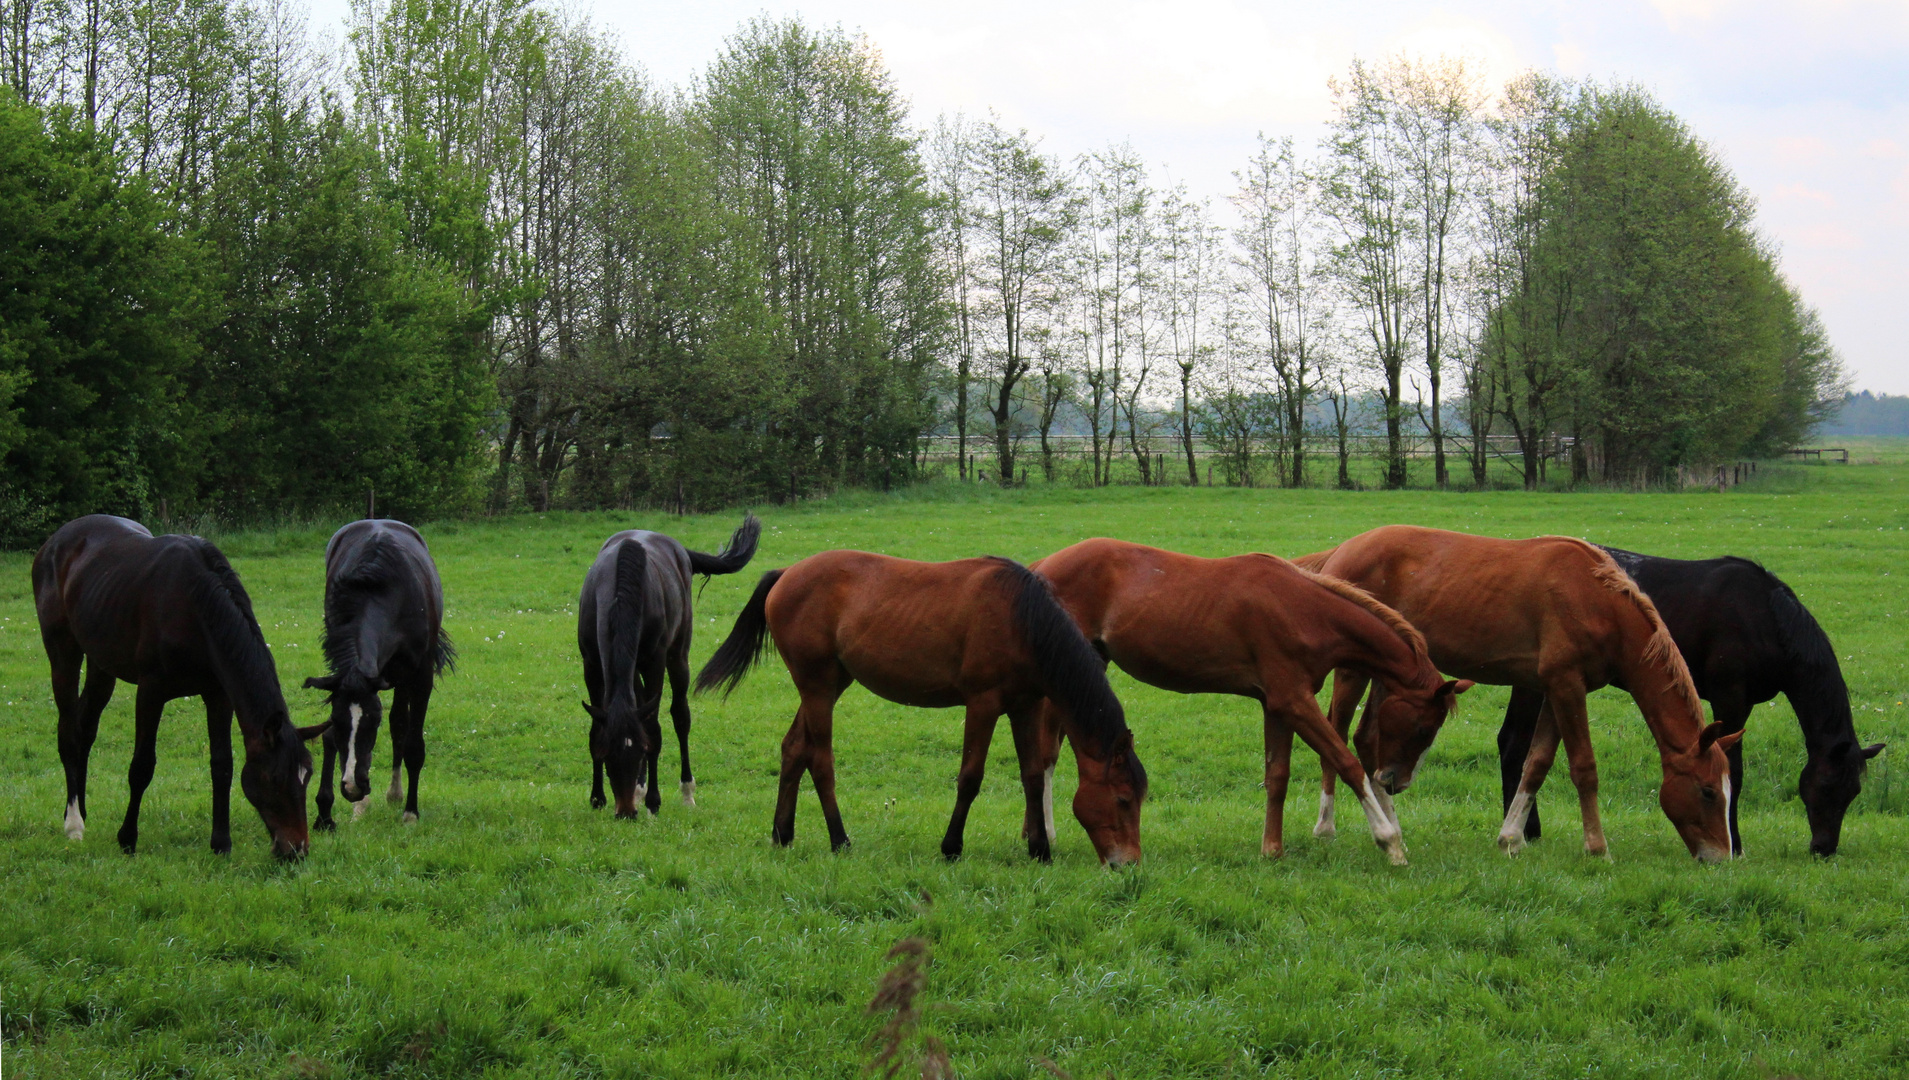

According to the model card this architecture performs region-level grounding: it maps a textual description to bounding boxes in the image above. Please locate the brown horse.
[1296,526,1740,862]
[695,552,1147,865]
[1029,538,1470,865]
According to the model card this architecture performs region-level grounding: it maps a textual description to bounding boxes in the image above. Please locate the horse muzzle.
[272,832,311,861]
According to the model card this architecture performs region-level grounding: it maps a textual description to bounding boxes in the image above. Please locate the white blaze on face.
[344,703,364,785]
[65,797,85,840]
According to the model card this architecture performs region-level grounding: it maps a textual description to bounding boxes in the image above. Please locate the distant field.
[3,460,1908,1078]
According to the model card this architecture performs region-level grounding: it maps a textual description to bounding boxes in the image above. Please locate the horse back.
[34,518,233,691]
[766,551,1026,708]
[323,519,449,679]
[1602,549,1789,703]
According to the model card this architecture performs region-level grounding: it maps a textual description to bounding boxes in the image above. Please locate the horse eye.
[1700,786,1717,802]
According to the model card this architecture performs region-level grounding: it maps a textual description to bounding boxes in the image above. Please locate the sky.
[305,0,1909,394]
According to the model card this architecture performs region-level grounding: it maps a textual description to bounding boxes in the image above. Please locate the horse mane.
[606,538,649,709]
[321,529,455,679]
[990,557,1131,759]
[1566,537,1706,726]
[1273,556,1429,664]
[1768,575,1856,750]
[188,539,290,729]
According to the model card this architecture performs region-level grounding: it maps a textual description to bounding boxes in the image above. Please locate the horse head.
[1069,728,1148,867]
[1799,741,1885,856]
[240,713,329,860]
[304,671,391,803]
[583,698,652,818]
[1365,678,1473,795]
[1658,722,1744,862]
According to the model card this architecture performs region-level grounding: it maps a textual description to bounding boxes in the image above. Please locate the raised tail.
[689,513,762,576]
[694,568,784,697]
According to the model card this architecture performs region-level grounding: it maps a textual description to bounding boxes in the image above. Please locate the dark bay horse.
[1501,547,1883,856]
[33,515,327,859]
[1030,538,1471,864]
[695,552,1148,865]
[1297,526,1740,862]
[579,514,760,818]
[302,519,454,829]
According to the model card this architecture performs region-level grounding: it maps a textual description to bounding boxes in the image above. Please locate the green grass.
[4,459,1909,1079]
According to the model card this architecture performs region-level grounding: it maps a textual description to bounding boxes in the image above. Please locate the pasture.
[4,460,1909,1079]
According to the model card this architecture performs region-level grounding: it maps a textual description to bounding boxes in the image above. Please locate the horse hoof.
[1312,822,1336,840]
[64,802,85,840]
[941,845,961,862]
[1262,840,1284,858]
[1497,833,1525,856]
[352,798,369,821]
[387,774,404,804]
[590,795,606,810]
[1386,847,1409,867]
[401,811,418,824]
[832,836,853,853]
[211,837,232,855]
[315,817,336,832]
[680,781,696,808]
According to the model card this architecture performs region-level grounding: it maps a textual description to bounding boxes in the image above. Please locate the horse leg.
[383,685,407,809]
[1547,684,1607,857]
[1281,690,1405,865]
[117,685,167,855]
[773,666,848,848]
[58,658,113,840]
[806,692,852,852]
[1708,688,1750,856]
[1007,703,1051,862]
[668,651,695,807]
[397,683,430,823]
[941,698,1002,861]
[1315,669,1371,838]
[1262,707,1294,857]
[205,692,235,853]
[1499,686,1545,841]
[1020,699,1063,846]
[1498,698,1560,854]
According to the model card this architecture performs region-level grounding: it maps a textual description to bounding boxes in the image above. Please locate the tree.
[1322,59,1412,488]
[0,89,212,543]
[1159,186,1221,485]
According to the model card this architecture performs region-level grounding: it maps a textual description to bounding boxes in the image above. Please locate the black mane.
[992,557,1132,759]
[320,529,454,681]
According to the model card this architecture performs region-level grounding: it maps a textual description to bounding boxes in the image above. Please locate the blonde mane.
[1254,553,1430,665]
[1548,536,1706,726]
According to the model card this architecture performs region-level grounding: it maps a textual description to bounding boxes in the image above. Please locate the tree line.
[0,2,1845,544]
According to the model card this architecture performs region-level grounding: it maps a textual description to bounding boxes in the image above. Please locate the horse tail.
[695,568,784,697]
[992,558,1130,759]
[1769,577,1853,729]
[688,513,762,576]
[432,625,457,677]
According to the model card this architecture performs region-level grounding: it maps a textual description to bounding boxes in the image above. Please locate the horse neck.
[1616,627,1707,761]
[1785,661,1858,755]
[1320,603,1434,695]
[199,607,290,737]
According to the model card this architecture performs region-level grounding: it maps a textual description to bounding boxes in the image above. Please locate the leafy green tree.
[0,90,211,543]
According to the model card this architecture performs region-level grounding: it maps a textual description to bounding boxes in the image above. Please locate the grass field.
[4,455,1909,1079]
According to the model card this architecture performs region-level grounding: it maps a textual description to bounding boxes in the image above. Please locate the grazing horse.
[302,519,454,829]
[33,515,327,859]
[579,514,760,818]
[1029,538,1471,864]
[1296,526,1740,862]
[694,552,1148,865]
[1500,548,1883,856]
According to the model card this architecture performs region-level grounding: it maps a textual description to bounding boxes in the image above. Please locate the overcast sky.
[308,0,1909,393]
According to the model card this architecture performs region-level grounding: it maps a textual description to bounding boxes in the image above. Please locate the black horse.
[579,514,760,817]
[302,519,454,830]
[32,515,327,859]
[1499,547,1883,856]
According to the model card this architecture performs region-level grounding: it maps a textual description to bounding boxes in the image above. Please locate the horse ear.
[580,700,605,722]
[296,720,332,742]
[373,676,394,692]
[1698,723,1744,755]
[304,674,340,692]
[1438,679,1475,701]
[1863,742,1886,760]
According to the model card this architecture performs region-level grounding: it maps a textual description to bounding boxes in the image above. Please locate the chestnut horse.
[33,515,327,859]
[1297,526,1740,861]
[1029,539,1470,864]
[695,552,1147,865]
